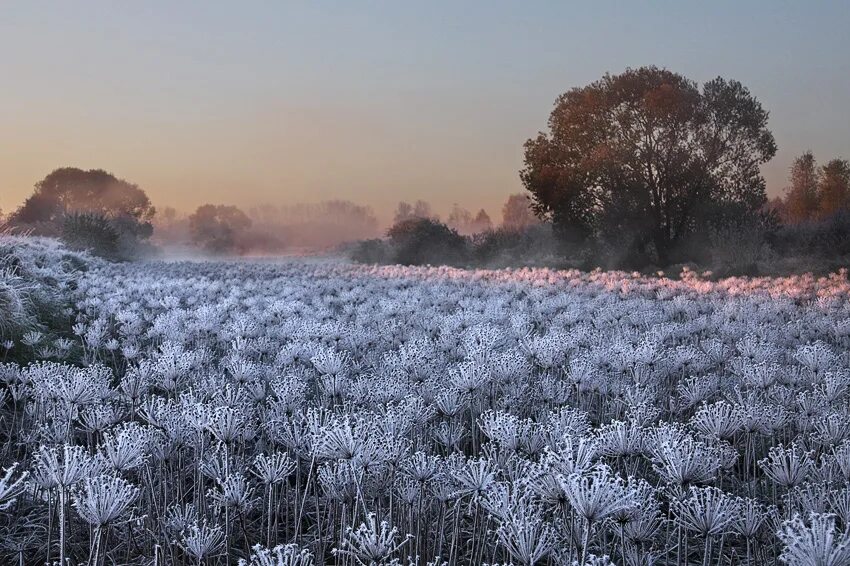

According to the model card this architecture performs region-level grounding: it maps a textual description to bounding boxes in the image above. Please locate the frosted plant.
[431,421,467,451]
[559,466,636,565]
[180,520,225,563]
[253,452,296,485]
[814,412,850,448]
[596,420,644,459]
[165,502,198,536]
[733,497,772,563]
[208,472,256,514]
[690,401,744,441]
[543,436,598,476]
[403,451,440,483]
[672,486,739,537]
[3,243,850,564]
[72,473,139,526]
[827,488,850,531]
[546,406,591,440]
[333,513,411,566]
[318,461,358,505]
[559,466,636,524]
[72,474,139,566]
[239,543,315,566]
[818,370,850,404]
[450,361,491,395]
[206,405,247,445]
[795,483,832,516]
[777,513,850,566]
[0,463,27,510]
[479,410,522,452]
[451,457,497,502]
[794,342,836,378]
[496,501,555,566]
[100,423,149,472]
[21,330,43,348]
[649,433,722,489]
[32,443,99,490]
[434,388,469,418]
[759,443,815,492]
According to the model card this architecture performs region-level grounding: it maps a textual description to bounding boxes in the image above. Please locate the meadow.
[2,236,850,565]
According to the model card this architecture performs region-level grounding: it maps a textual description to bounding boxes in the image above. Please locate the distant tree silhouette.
[393,200,437,224]
[501,194,539,230]
[161,206,177,224]
[783,152,820,223]
[521,67,776,265]
[188,204,252,254]
[447,204,473,233]
[10,167,155,257]
[471,209,492,233]
[12,167,155,228]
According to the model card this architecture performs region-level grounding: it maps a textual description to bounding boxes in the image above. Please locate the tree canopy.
[12,167,155,226]
[521,66,777,264]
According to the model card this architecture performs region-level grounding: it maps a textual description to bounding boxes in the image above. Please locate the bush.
[386,218,468,266]
[0,235,95,359]
[470,224,567,268]
[770,210,850,258]
[188,204,252,255]
[60,212,155,261]
[61,212,121,260]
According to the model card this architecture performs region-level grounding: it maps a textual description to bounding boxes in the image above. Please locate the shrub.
[470,224,565,268]
[386,218,468,266]
[61,213,121,260]
[0,235,94,357]
[61,212,155,261]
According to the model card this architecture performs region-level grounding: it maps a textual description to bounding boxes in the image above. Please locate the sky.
[1,1,849,225]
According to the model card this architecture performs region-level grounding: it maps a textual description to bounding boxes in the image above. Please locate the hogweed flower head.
[72,474,139,526]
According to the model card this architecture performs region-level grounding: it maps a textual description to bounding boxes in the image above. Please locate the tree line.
[2,66,848,272]
[365,66,849,274]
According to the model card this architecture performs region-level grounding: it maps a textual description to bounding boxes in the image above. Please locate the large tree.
[12,167,155,227]
[521,66,776,264]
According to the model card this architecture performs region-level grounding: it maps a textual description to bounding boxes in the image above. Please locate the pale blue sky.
[1,1,848,222]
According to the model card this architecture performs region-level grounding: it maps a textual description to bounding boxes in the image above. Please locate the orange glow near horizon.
[1,2,848,225]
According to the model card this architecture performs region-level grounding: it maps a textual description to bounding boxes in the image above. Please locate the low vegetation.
[0,258,848,564]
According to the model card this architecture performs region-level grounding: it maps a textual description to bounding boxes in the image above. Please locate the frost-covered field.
[2,256,850,565]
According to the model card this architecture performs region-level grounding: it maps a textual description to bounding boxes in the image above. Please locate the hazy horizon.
[2,1,849,225]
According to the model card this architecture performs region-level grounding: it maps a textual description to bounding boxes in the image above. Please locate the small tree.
[393,200,437,224]
[447,204,474,233]
[188,204,252,254]
[386,217,467,266]
[471,209,492,233]
[501,194,539,231]
[783,152,820,223]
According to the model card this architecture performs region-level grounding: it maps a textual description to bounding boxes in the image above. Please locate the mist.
[153,199,382,256]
